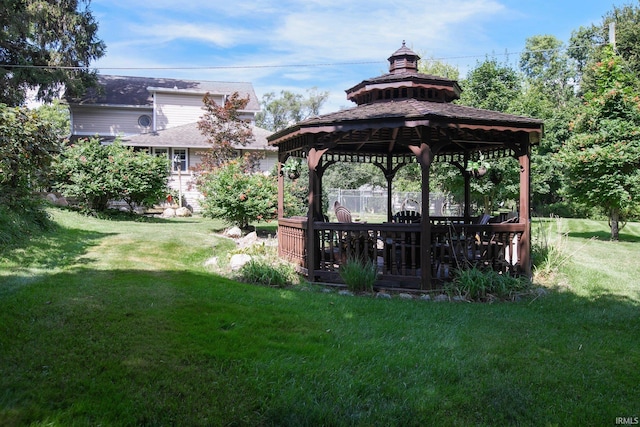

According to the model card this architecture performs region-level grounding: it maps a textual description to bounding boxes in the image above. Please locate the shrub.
[0,104,59,205]
[447,267,529,301]
[198,160,278,229]
[339,257,377,293]
[53,138,169,213]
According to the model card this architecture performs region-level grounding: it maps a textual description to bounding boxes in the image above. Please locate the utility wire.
[0,43,608,72]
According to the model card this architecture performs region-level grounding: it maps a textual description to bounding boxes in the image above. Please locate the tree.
[603,3,640,75]
[255,88,329,132]
[195,92,254,172]
[54,138,170,213]
[519,35,576,106]
[558,47,640,240]
[418,55,460,80]
[0,0,105,106]
[0,104,60,204]
[199,160,278,229]
[459,58,520,112]
[570,3,640,95]
[35,99,70,138]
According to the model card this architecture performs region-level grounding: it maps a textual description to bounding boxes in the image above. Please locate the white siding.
[155,93,220,130]
[258,152,278,173]
[167,171,203,212]
[72,107,153,137]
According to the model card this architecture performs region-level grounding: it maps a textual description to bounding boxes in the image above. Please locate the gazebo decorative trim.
[268,43,543,290]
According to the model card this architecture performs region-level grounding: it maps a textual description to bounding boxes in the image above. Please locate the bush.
[53,138,169,213]
[447,267,529,301]
[0,104,59,205]
[339,257,377,293]
[198,160,278,229]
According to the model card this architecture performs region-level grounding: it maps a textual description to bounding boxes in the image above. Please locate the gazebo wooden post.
[277,154,285,219]
[306,147,328,280]
[410,142,434,290]
[463,152,471,222]
[518,143,532,277]
[386,154,394,222]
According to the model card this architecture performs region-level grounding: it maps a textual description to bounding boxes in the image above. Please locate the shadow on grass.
[61,207,198,224]
[0,224,115,269]
[0,267,639,426]
[567,230,640,242]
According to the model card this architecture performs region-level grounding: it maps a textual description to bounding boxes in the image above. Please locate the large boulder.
[225,227,242,238]
[175,207,192,217]
[161,208,176,218]
[229,254,252,270]
[238,231,258,248]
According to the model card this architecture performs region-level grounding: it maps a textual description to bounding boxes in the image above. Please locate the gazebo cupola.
[345,41,462,105]
[389,40,420,74]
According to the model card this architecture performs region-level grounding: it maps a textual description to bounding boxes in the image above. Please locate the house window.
[153,148,169,158]
[138,114,152,128]
[172,149,187,172]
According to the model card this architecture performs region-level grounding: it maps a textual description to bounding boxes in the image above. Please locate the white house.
[66,75,276,211]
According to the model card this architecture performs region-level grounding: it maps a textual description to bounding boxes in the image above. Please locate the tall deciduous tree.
[0,0,105,106]
[255,88,328,132]
[520,35,576,106]
[559,47,640,240]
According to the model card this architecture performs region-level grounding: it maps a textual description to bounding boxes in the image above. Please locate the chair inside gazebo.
[269,42,543,290]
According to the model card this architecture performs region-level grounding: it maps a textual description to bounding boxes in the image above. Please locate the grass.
[1,209,639,426]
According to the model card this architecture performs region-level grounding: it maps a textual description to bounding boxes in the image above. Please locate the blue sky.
[90,0,631,113]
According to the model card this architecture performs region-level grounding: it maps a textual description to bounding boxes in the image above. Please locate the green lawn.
[1,209,639,426]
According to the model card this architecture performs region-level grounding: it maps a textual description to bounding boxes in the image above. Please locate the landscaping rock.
[420,294,432,301]
[54,196,69,206]
[434,294,449,302]
[175,207,192,217]
[398,293,413,300]
[162,208,176,218]
[338,290,354,296]
[229,254,252,270]
[452,295,466,302]
[203,257,218,268]
[238,231,258,248]
[226,226,242,238]
[376,292,392,299]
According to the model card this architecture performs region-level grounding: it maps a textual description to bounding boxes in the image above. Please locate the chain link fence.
[327,188,461,221]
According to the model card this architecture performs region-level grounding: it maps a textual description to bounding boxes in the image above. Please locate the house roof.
[120,122,275,151]
[69,75,260,111]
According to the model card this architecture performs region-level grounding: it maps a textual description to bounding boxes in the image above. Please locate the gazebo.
[268,42,543,290]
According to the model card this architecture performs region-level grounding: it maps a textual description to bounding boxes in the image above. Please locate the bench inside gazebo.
[268,42,543,290]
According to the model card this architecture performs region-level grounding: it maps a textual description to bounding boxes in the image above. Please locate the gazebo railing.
[278,217,526,289]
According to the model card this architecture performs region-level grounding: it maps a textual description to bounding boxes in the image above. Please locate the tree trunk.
[610,209,620,241]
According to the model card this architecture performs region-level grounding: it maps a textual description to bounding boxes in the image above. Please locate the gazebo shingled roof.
[268,42,543,290]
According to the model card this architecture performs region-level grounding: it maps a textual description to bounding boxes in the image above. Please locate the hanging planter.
[466,153,490,179]
[282,157,302,180]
